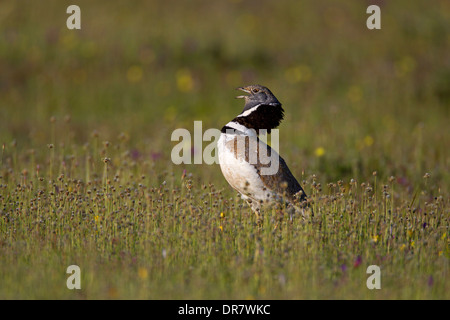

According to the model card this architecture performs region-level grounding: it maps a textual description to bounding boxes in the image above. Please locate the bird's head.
[234,85,284,133]
[236,85,281,112]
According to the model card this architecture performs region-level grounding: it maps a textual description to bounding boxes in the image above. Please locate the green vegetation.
[0,0,448,299]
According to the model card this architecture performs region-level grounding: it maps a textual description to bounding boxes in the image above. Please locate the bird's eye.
[252,88,259,93]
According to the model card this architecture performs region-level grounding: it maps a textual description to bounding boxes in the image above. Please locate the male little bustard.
[217,85,310,220]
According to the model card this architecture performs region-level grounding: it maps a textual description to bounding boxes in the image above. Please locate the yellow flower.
[127,65,143,83]
[372,234,379,243]
[108,286,119,299]
[285,65,312,83]
[59,32,78,50]
[400,244,406,251]
[357,135,375,151]
[138,267,148,280]
[94,215,99,222]
[220,212,225,218]
[347,85,362,103]
[364,135,374,147]
[164,105,177,122]
[176,69,194,92]
[219,225,223,232]
[237,13,256,34]
[395,56,416,78]
[314,147,325,157]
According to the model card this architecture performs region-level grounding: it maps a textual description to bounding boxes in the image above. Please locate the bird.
[217,84,311,221]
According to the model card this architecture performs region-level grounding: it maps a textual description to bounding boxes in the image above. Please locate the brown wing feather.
[258,156,307,202]
[225,134,307,203]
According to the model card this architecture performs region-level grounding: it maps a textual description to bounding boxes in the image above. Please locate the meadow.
[0,0,448,299]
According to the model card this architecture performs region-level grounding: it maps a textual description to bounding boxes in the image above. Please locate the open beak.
[235,87,250,99]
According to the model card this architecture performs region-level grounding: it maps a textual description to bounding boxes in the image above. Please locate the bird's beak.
[235,87,250,99]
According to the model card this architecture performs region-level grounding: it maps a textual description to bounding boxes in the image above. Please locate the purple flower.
[130,149,141,160]
[353,255,362,268]
[151,152,162,161]
[427,275,434,287]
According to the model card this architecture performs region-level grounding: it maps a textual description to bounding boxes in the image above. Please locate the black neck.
[232,104,284,134]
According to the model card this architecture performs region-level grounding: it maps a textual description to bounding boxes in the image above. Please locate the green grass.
[0,0,449,299]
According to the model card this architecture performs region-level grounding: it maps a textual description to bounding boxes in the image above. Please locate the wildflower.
[164,105,177,122]
[285,65,312,83]
[176,68,194,92]
[314,147,325,157]
[130,149,141,160]
[237,13,257,34]
[94,215,99,222]
[219,225,223,232]
[220,212,225,218]
[347,85,362,103]
[353,255,362,268]
[371,234,379,243]
[127,65,143,83]
[395,56,416,78]
[427,275,434,287]
[364,135,374,147]
[151,152,162,161]
[108,286,119,299]
[60,32,78,50]
[138,267,148,280]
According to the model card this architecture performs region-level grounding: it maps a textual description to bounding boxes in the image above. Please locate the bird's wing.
[222,134,307,204]
[254,140,307,203]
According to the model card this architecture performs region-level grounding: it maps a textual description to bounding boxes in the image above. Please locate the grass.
[0,149,447,299]
[0,0,449,299]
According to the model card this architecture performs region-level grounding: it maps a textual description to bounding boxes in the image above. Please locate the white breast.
[217,132,274,202]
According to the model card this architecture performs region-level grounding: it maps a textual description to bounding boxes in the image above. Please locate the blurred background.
[0,0,449,188]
